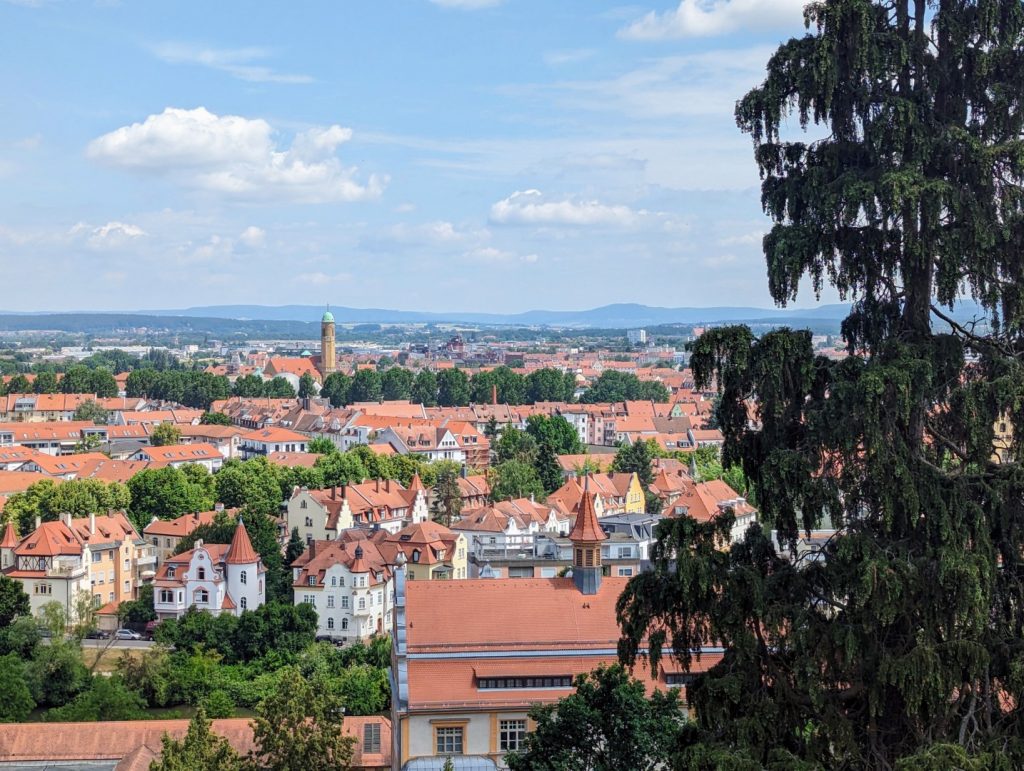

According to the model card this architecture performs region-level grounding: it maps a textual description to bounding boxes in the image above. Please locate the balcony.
[135,553,157,566]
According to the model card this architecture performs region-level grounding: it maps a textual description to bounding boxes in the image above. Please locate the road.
[79,638,157,650]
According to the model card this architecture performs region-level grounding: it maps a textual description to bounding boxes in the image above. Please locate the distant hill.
[137,302,855,327]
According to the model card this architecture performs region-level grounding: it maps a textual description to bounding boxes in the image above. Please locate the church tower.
[320,308,336,377]
[569,476,606,595]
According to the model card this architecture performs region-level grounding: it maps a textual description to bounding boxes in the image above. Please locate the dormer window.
[411,549,421,563]
[307,575,316,586]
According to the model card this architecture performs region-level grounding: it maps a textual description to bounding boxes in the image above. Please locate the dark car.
[84,629,108,640]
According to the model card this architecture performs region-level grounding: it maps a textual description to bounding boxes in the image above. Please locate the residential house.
[239,427,309,459]
[152,520,265,619]
[1,519,91,621]
[67,511,155,609]
[292,536,394,642]
[546,472,645,519]
[286,479,430,543]
[143,505,236,565]
[130,443,224,472]
[374,520,468,581]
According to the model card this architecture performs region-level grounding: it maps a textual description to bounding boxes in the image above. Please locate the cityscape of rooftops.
[2,2,1022,770]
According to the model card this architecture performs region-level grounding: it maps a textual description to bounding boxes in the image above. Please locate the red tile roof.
[224,520,259,564]
[568,488,605,543]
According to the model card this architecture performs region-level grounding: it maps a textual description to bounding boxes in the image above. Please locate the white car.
[114,628,142,640]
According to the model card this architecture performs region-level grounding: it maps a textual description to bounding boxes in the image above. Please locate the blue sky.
[0,0,834,314]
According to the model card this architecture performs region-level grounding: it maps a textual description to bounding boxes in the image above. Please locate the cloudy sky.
[0,0,833,314]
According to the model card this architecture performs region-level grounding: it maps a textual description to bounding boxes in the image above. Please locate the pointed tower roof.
[225,520,259,565]
[0,521,18,549]
[349,543,370,574]
[407,472,426,493]
[568,478,606,544]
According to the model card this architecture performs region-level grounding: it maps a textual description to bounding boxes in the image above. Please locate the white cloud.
[151,42,313,84]
[429,0,502,8]
[620,0,807,39]
[87,107,386,203]
[239,226,266,247]
[464,246,538,264]
[490,189,640,227]
[70,220,147,249]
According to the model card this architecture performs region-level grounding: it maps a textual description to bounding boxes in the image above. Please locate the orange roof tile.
[224,520,259,564]
[1,521,18,548]
[568,487,606,543]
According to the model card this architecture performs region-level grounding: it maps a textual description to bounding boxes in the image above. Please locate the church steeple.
[569,475,606,595]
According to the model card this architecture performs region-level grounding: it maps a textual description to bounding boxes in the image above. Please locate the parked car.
[143,620,161,641]
[84,629,109,640]
[114,628,142,641]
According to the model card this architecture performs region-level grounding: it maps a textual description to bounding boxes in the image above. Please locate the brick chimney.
[331,486,337,501]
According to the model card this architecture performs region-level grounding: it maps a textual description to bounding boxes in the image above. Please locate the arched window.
[411,549,421,564]
[341,618,349,630]
[240,570,247,585]
[240,597,247,610]
[327,617,335,629]
[331,576,337,587]
[197,567,206,580]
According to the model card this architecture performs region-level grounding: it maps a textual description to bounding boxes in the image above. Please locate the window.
[341,596,349,609]
[327,595,335,608]
[617,567,634,577]
[327,617,335,629]
[478,676,572,689]
[341,618,349,630]
[167,566,175,578]
[363,722,381,754]
[358,597,366,610]
[666,673,696,687]
[339,576,345,586]
[195,589,209,604]
[240,597,247,610]
[35,583,51,595]
[300,499,307,509]
[499,720,527,753]
[331,576,337,587]
[305,517,313,527]
[240,570,247,585]
[308,576,316,586]
[411,549,421,563]
[159,589,174,603]
[435,727,463,756]
[197,567,206,580]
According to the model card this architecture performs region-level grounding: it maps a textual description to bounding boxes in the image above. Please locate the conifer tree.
[617,0,1024,767]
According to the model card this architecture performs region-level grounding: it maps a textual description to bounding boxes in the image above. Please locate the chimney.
[331,486,337,501]
[35,515,41,530]
[385,479,391,492]
[309,540,317,559]
[491,384,498,406]
[195,538,204,548]
[340,483,347,500]
[375,478,380,492]
[215,503,224,513]
[89,513,96,534]
[61,511,72,527]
